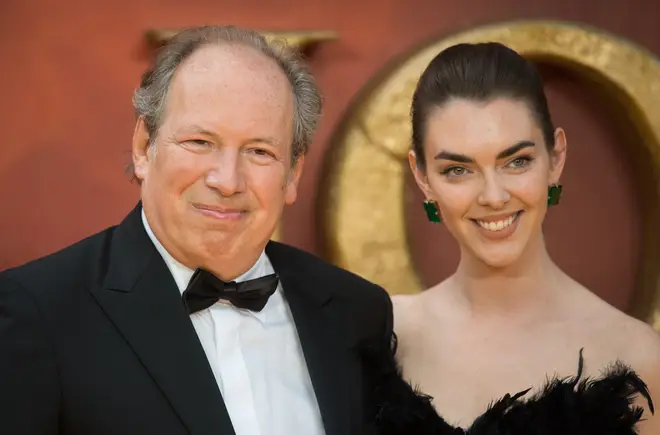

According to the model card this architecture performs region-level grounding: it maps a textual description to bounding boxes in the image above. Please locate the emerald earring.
[423,200,441,223]
[547,184,563,206]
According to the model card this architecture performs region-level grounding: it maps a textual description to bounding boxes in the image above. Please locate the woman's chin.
[469,244,527,270]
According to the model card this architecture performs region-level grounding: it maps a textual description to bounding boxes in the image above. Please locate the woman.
[369,42,660,435]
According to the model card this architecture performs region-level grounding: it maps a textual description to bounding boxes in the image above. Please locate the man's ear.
[284,155,305,205]
[132,117,152,182]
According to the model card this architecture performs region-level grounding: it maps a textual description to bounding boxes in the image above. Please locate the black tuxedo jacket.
[0,204,393,435]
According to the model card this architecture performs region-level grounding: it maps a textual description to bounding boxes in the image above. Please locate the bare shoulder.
[617,314,660,362]
[586,294,660,366]
[566,281,660,361]
[391,293,423,337]
[577,287,660,432]
[610,311,660,381]
[392,279,455,334]
[391,290,434,357]
[614,315,660,435]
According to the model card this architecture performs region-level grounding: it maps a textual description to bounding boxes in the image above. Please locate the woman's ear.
[409,151,435,200]
[549,127,567,184]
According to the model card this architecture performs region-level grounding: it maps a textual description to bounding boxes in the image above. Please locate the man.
[0,26,393,435]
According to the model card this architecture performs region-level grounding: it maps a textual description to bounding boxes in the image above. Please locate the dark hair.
[410,42,555,170]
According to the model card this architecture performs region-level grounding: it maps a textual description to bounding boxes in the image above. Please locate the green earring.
[547,184,563,206]
[423,200,441,223]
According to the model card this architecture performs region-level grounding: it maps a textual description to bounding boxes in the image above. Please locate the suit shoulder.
[1,225,117,293]
[268,241,388,301]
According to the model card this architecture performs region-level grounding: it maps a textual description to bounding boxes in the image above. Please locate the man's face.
[132,44,302,278]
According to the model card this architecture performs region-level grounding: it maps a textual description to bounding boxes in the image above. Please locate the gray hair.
[128,25,323,177]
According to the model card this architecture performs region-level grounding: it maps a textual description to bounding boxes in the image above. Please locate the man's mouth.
[193,203,246,220]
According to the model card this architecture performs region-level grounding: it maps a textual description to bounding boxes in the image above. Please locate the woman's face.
[410,97,567,269]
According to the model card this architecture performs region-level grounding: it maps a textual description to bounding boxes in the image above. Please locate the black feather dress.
[363,334,654,435]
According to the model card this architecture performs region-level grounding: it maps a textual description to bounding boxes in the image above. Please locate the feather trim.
[361,336,655,435]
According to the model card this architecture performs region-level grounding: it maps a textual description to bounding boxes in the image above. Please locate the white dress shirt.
[142,211,325,435]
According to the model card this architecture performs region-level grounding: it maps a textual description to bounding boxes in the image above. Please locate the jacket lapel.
[91,204,235,435]
[266,242,352,435]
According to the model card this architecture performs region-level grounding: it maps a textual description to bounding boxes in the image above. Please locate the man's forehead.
[176,44,282,82]
[168,45,290,105]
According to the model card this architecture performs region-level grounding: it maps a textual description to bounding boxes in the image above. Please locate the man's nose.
[204,148,247,196]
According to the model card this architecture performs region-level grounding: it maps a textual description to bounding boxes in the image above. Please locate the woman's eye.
[441,166,468,177]
[508,156,533,169]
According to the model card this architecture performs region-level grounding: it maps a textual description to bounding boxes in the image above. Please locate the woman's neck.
[449,235,567,322]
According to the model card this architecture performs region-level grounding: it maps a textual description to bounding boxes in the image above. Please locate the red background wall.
[1,0,659,313]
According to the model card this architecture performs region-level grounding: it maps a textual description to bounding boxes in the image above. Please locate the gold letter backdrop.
[320,20,660,331]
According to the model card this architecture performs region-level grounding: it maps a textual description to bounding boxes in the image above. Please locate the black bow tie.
[182,269,279,314]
